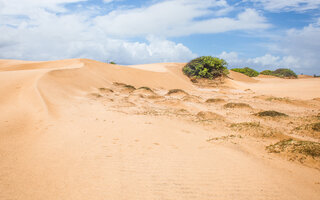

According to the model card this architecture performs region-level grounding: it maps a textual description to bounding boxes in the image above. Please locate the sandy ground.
[1,59,320,200]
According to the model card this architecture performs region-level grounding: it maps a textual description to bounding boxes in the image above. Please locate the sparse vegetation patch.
[223,102,251,109]
[197,111,224,121]
[99,88,114,93]
[230,122,282,138]
[255,110,288,117]
[90,93,102,98]
[266,139,320,158]
[207,134,242,142]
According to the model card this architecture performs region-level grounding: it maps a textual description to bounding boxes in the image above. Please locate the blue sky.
[0,0,320,75]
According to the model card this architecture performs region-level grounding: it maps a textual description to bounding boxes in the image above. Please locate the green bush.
[231,67,259,77]
[183,56,228,79]
[273,68,297,78]
[260,70,274,76]
[259,68,297,78]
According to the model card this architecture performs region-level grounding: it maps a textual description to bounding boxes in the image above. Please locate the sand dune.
[1,59,320,200]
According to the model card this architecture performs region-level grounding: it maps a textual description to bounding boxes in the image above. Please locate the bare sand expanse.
[1,59,320,200]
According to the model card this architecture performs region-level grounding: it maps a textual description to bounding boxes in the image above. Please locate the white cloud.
[0,9,195,64]
[0,0,271,64]
[218,51,300,71]
[269,18,320,72]
[94,1,270,37]
[0,0,87,15]
[217,18,320,74]
[246,0,320,12]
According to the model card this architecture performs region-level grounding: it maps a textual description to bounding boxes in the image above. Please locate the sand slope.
[1,59,320,200]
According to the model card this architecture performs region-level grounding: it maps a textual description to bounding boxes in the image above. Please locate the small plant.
[109,61,116,64]
[205,98,225,103]
[255,110,288,117]
[183,56,228,79]
[223,102,251,109]
[167,89,188,95]
[231,67,259,77]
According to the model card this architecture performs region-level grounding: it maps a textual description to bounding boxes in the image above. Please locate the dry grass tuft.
[223,102,251,109]
[167,89,188,95]
[99,88,114,93]
[207,134,242,142]
[90,93,102,98]
[266,97,291,102]
[138,86,153,92]
[230,122,282,138]
[205,98,225,103]
[255,110,288,117]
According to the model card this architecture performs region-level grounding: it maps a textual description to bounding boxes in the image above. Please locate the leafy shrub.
[109,61,116,64]
[231,67,259,77]
[260,70,274,76]
[183,56,228,79]
[259,68,297,78]
[273,68,297,78]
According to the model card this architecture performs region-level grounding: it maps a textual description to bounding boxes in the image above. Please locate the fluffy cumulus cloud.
[94,1,269,37]
[218,51,299,71]
[0,0,270,64]
[218,17,320,74]
[0,0,204,63]
[245,0,320,11]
